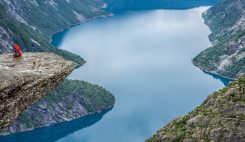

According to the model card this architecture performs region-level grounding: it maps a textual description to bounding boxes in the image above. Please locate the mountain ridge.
[193,0,245,79]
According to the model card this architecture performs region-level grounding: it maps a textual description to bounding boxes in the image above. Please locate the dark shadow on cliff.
[0,107,113,142]
[51,29,70,47]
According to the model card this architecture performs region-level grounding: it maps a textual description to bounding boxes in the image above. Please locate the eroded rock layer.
[0,53,76,129]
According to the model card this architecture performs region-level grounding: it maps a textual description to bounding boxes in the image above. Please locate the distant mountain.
[193,0,245,79]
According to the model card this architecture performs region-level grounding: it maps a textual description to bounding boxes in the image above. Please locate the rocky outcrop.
[0,0,114,136]
[0,79,115,135]
[0,0,115,134]
[0,53,76,129]
[193,0,245,79]
[147,76,245,142]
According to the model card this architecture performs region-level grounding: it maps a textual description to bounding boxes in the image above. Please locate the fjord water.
[0,7,228,142]
[53,8,227,142]
[105,0,220,12]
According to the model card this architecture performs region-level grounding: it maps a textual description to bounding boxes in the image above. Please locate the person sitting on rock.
[12,44,22,58]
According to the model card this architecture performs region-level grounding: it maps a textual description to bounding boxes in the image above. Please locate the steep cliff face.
[0,0,107,36]
[193,0,245,79]
[0,0,110,66]
[147,76,245,142]
[0,79,115,135]
[0,53,76,129]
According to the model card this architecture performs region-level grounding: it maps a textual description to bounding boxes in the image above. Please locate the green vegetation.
[193,0,245,79]
[147,76,245,142]
[0,4,85,66]
[20,0,106,35]
[0,0,109,66]
[14,79,115,130]
[45,79,115,113]
[193,33,245,79]
[0,1,115,133]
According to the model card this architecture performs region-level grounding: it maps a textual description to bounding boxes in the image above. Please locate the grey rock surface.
[0,79,115,135]
[0,53,76,129]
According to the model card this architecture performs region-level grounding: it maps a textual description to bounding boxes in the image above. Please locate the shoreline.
[47,6,235,141]
[190,8,237,84]
[192,60,236,81]
[0,104,115,136]
[49,13,114,43]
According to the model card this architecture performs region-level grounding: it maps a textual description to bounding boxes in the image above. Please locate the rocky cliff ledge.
[147,76,245,142]
[0,53,76,129]
[0,79,115,135]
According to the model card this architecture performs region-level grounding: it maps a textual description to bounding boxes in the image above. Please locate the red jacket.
[13,44,22,57]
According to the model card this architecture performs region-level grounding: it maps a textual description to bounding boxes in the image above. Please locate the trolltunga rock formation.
[0,53,76,129]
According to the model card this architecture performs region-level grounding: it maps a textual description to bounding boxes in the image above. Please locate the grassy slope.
[147,76,245,142]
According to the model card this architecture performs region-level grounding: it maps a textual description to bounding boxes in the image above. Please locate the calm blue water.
[105,0,220,12]
[0,7,230,142]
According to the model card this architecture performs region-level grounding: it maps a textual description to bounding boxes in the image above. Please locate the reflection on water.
[0,108,112,142]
